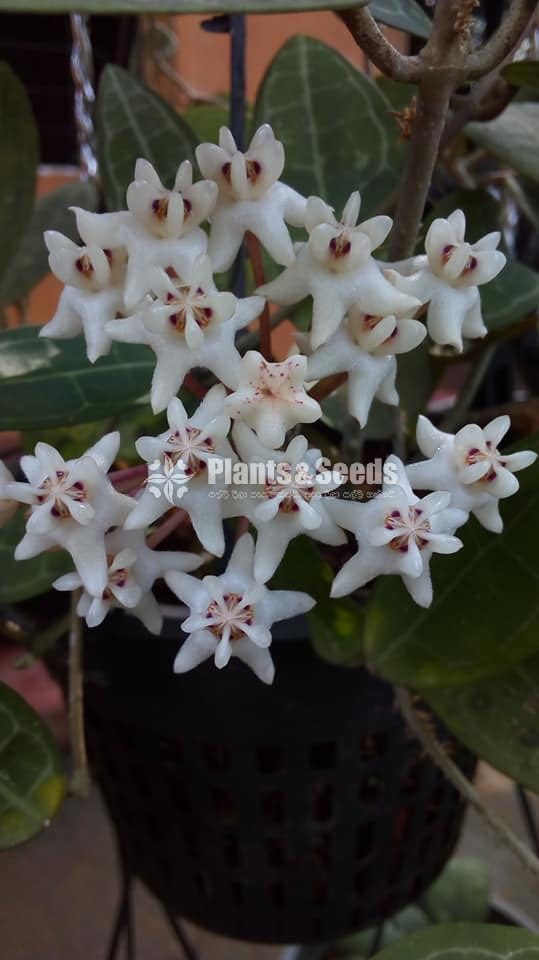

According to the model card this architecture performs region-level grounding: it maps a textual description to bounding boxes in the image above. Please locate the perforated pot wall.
[82,613,475,945]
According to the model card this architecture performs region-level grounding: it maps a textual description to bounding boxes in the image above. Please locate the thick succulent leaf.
[0,181,98,306]
[0,327,153,430]
[372,925,539,960]
[0,62,39,287]
[0,512,71,604]
[422,189,539,333]
[502,61,539,91]
[270,535,365,666]
[427,653,539,793]
[0,1,431,35]
[338,859,489,957]
[421,858,489,924]
[364,437,539,688]
[467,103,539,183]
[336,906,428,956]
[97,65,198,211]
[0,682,66,848]
[254,36,405,217]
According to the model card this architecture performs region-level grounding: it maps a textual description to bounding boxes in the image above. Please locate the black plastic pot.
[81,611,475,945]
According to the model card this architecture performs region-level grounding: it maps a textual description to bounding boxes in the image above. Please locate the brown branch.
[68,590,90,799]
[309,372,348,402]
[245,232,272,360]
[184,372,208,401]
[388,71,455,259]
[339,7,421,83]
[146,507,188,548]
[467,0,538,79]
[397,688,539,880]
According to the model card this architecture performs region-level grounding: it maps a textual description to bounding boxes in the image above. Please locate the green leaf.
[372,924,539,960]
[0,0,431,34]
[502,61,539,91]
[0,512,71,604]
[336,906,428,957]
[97,65,198,211]
[422,859,490,924]
[423,190,539,333]
[481,259,539,333]
[0,181,98,306]
[427,652,539,793]
[184,102,230,146]
[364,437,539,689]
[0,682,66,848]
[0,62,39,286]
[369,0,431,37]
[254,36,405,218]
[335,859,489,957]
[467,103,539,183]
[270,535,365,666]
[0,327,153,431]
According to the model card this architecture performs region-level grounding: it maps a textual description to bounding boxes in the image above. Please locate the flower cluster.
[4,124,535,683]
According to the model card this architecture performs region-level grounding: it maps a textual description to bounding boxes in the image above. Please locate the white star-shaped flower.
[384,209,506,352]
[224,351,321,449]
[258,192,421,350]
[165,533,315,684]
[53,527,200,634]
[0,461,17,528]
[307,308,426,428]
[7,433,132,596]
[70,160,214,310]
[125,386,235,557]
[39,230,127,363]
[105,256,264,412]
[406,415,537,533]
[227,423,346,582]
[196,124,307,271]
[327,456,467,608]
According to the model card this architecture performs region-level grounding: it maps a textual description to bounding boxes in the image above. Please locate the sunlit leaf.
[0,682,66,848]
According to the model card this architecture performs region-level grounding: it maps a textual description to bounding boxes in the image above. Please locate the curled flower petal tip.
[196,124,307,272]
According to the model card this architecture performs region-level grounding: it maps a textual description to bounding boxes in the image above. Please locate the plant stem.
[440,343,496,432]
[68,589,90,799]
[388,72,455,260]
[396,687,539,880]
[339,7,421,82]
[146,507,187,548]
[109,464,147,486]
[184,372,208,400]
[467,0,538,79]
[245,232,272,360]
[309,371,348,403]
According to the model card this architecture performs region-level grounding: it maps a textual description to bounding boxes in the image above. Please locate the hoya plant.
[0,0,539,955]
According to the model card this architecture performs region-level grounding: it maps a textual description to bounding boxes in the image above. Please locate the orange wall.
[172,12,405,101]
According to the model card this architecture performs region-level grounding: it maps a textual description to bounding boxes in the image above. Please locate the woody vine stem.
[342,0,539,876]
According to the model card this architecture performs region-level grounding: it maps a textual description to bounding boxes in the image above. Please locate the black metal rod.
[369,922,385,958]
[105,869,134,960]
[516,784,539,857]
[165,907,200,960]
[229,12,247,298]
[229,13,246,150]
